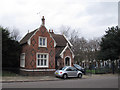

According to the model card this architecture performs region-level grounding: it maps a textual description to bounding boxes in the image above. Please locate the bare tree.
[59,25,101,65]
[69,29,79,44]
[59,25,71,38]
[88,38,101,51]
[72,37,101,64]
[59,25,80,39]
[10,28,21,41]
[81,38,101,65]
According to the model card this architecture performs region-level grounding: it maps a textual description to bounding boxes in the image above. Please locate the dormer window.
[39,36,47,47]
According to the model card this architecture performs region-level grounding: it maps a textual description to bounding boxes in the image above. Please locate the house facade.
[19,16,74,75]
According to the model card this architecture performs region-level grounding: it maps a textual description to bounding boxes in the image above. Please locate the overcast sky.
[0,0,119,40]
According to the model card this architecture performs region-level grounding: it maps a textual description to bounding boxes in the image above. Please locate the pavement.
[1,76,61,83]
[1,74,118,83]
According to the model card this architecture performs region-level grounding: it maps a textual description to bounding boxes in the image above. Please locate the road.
[2,74,119,88]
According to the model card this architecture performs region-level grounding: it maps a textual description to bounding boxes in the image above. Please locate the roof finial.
[41,16,45,26]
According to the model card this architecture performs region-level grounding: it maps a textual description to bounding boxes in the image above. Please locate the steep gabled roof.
[20,28,73,48]
[60,43,75,58]
[20,29,37,45]
[50,32,67,47]
[50,32,74,58]
[55,47,65,58]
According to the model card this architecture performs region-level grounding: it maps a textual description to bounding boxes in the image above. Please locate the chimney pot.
[41,16,45,26]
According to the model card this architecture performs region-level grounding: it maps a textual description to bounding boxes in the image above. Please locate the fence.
[77,59,120,74]
[85,67,120,74]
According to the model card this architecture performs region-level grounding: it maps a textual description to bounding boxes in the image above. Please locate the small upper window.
[39,37,47,47]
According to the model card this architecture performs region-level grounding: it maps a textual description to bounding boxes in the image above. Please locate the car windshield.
[74,64,82,69]
[59,66,67,70]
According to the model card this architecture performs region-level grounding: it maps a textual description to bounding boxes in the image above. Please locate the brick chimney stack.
[49,29,54,33]
[41,16,45,26]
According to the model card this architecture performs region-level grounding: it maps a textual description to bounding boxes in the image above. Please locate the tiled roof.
[50,32,67,47]
[50,32,68,57]
[20,29,68,47]
[55,47,65,58]
[20,29,37,45]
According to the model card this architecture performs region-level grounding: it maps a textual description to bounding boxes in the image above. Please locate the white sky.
[0,0,119,40]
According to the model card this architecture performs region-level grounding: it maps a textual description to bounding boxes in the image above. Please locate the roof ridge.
[50,32,63,36]
[20,28,38,44]
[28,28,38,34]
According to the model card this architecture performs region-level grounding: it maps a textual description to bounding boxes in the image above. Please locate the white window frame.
[36,53,49,68]
[20,53,25,67]
[39,36,47,47]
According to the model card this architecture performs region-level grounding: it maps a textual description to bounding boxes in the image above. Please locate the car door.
[71,67,78,77]
[66,67,73,77]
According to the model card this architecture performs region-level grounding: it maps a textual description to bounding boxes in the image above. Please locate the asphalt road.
[2,74,119,88]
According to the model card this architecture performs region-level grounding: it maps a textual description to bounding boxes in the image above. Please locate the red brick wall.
[20,70,54,76]
[21,44,32,69]
[56,47,74,69]
[63,48,74,66]
[21,26,55,69]
[57,58,64,69]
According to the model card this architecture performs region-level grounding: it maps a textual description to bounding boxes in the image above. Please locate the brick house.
[19,16,74,75]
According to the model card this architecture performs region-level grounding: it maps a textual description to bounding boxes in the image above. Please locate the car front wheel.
[78,74,82,78]
[63,74,67,79]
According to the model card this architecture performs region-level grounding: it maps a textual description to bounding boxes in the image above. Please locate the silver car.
[54,66,83,79]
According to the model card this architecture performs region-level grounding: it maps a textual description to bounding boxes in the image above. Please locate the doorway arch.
[64,56,71,66]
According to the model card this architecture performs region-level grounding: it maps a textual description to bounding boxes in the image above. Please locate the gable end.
[60,43,74,58]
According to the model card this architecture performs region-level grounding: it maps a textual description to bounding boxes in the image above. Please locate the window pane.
[38,54,40,58]
[41,55,43,58]
[40,38,42,45]
[38,59,40,66]
[20,56,22,59]
[21,54,24,59]
[43,38,45,45]
[20,60,22,66]
[37,54,48,67]
[41,59,43,66]
[44,55,46,58]
[44,60,46,65]
[20,54,25,67]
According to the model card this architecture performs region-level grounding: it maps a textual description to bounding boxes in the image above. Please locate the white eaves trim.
[28,39,31,45]
[60,43,75,58]
[48,32,57,47]
[27,26,57,47]
[27,28,39,45]
[63,34,73,47]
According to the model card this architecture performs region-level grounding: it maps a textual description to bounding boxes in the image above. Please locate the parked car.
[73,64,86,74]
[54,66,83,79]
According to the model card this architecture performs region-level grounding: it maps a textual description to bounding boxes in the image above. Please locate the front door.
[65,57,70,66]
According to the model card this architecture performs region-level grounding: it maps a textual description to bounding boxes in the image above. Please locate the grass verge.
[2,71,19,77]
